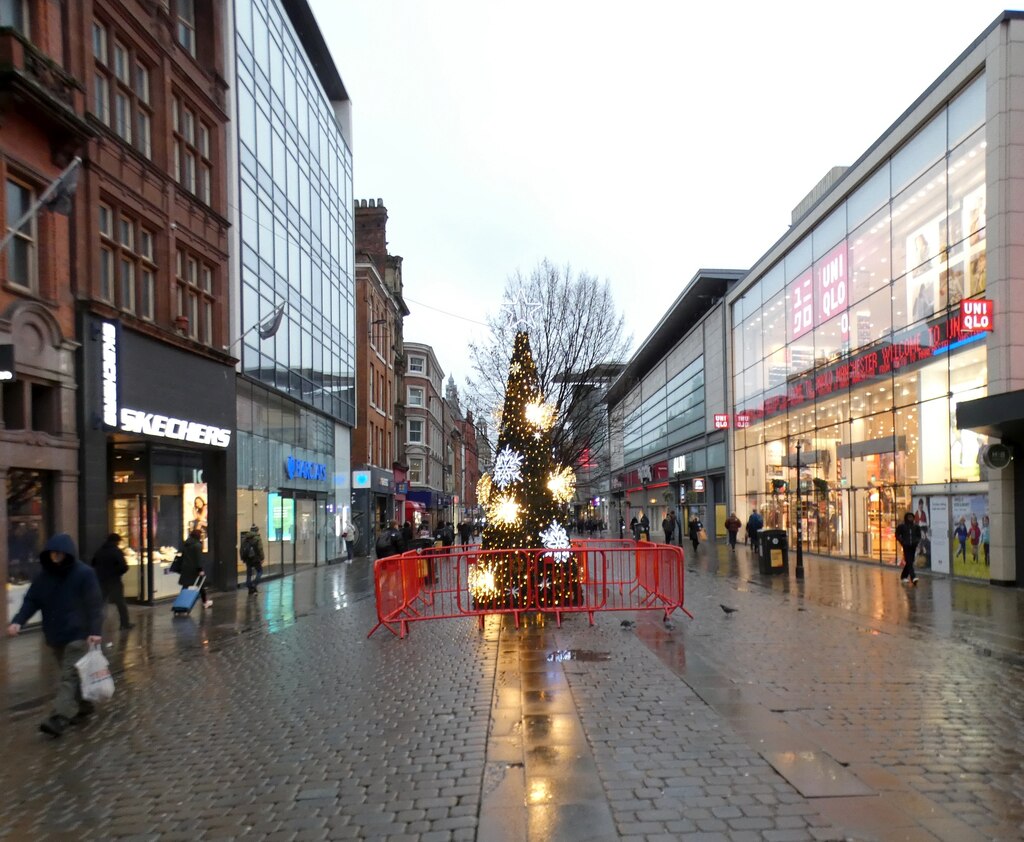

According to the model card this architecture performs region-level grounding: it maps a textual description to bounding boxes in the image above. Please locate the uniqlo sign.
[713,413,730,429]
[735,412,751,429]
[960,299,993,333]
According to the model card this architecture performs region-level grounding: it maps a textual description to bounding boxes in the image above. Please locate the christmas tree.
[472,331,582,609]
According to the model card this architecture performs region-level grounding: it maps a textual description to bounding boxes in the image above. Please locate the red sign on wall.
[713,413,730,429]
[960,299,993,333]
[735,412,751,429]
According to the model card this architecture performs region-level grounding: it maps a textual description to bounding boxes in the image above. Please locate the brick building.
[74,0,235,600]
[1,1,93,625]
[353,198,408,553]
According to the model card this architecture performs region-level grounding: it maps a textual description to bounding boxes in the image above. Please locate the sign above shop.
[119,408,232,447]
[693,478,705,492]
[960,299,993,334]
[100,321,119,428]
[395,481,409,494]
[353,470,371,489]
[0,344,14,381]
[286,456,328,482]
[735,412,751,429]
[713,413,729,429]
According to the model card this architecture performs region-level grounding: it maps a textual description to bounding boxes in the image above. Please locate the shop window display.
[6,470,49,628]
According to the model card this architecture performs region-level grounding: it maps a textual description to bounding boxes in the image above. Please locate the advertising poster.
[182,482,209,551]
[962,185,986,296]
[267,492,294,542]
[906,217,942,324]
[950,494,988,580]
[927,496,949,574]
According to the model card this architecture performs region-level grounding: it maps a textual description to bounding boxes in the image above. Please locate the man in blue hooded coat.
[7,533,104,737]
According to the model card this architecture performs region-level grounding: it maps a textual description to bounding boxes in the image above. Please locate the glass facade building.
[730,74,990,578]
[229,0,355,574]
[233,0,355,423]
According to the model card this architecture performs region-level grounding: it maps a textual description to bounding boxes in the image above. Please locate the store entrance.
[109,443,209,603]
[270,491,326,571]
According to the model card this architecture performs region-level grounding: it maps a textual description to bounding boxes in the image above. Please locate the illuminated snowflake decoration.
[524,400,557,431]
[546,466,576,503]
[467,564,499,600]
[490,492,522,526]
[492,446,524,489]
[540,521,571,563]
[501,288,543,333]
[477,474,493,506]
[509,361,522,375]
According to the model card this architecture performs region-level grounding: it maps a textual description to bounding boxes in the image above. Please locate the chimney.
[355,198,388,275]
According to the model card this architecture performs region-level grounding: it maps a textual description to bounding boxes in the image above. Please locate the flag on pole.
[258,302,286,339]
[41,157,82,216]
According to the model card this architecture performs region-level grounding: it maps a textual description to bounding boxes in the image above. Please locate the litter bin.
[759,529,788,574]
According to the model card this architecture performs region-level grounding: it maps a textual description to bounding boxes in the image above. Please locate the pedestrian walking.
[618,516,626,539]
[401,521,414,547]
[896,512,921,585]
[90,533,133,630]
[341,522,356,562]
[746,508,763,548]
[639,512,651,541]
[458,521,472,545]
[180,528,211,607]
[375,520,405,558]
[241,524,265,592]
[724,512,742,550]
[688,514,704,553]
[629,515,639,540]
[7,533,104,737]
[662,511,676,544]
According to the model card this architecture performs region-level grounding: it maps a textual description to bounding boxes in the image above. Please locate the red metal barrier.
[368,539,691,638]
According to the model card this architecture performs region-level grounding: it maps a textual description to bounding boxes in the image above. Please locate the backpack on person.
[241,535,257,564]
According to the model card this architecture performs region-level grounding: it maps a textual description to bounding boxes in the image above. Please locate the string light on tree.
[547,466,576,504]
[524,400,557,431]
[477,474,493,506]
[489,492,522,526]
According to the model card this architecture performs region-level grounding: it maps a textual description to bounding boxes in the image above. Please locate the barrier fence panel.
[368,540,690,638]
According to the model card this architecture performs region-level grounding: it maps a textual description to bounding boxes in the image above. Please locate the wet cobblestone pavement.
[2,544,1023,841]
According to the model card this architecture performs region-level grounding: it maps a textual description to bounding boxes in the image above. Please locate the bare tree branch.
[465,260,633,471]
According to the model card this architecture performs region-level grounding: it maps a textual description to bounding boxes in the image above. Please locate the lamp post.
[795,441,805,580]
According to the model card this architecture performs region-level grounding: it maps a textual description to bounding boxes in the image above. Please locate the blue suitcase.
[172,574,205,615]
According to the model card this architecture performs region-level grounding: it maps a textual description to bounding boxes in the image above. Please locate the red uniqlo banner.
[960,299,993,333]
[735,412,751,429]
[713,413,729,429]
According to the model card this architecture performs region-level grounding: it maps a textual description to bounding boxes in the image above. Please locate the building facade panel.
[727,42,1005,580]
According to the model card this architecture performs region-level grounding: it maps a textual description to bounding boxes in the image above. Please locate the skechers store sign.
[286,456,328,482]
[97,319,232,448]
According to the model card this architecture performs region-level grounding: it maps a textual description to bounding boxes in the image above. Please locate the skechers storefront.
[728,40,1023,585]
[80,317,236,600]
[235,379,348,584]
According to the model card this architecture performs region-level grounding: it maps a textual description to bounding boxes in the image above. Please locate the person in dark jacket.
[375,520,405,558]
[688,514,704,553]
[895,512,921,586]
[639,512,651,541]
[724,513,742,550]
[7,533,104,737]
[401,521,415,546]
[179,528,211,607]
[662,511,677,544]
[241,524,265,592]
[91,533,133,630]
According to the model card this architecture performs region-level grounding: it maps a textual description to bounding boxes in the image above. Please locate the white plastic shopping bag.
[75,644,115,703]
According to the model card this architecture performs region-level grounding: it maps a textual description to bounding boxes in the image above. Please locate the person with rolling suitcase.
[173,528,210,614]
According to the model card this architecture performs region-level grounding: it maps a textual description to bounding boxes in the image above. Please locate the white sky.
[308,0,1015,391]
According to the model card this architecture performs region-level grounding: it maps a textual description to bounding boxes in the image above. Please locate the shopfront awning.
[957,389,1024,442]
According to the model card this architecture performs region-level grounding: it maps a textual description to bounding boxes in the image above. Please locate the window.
[1,0,28,33]
[408,355,425,374]
[100,208,156,317]
[176,0,196,57]
[93,24,151,159]
[5,179,36,291]
[175,248,215,344]
[172,96,212,204]
[408,419,423,444]
[408,386,424,407]
[409,458,423,483]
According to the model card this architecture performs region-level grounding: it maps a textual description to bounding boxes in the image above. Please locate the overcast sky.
[308,0,1014,393]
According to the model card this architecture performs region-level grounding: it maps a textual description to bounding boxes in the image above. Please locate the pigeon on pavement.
[720,604,738,614]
